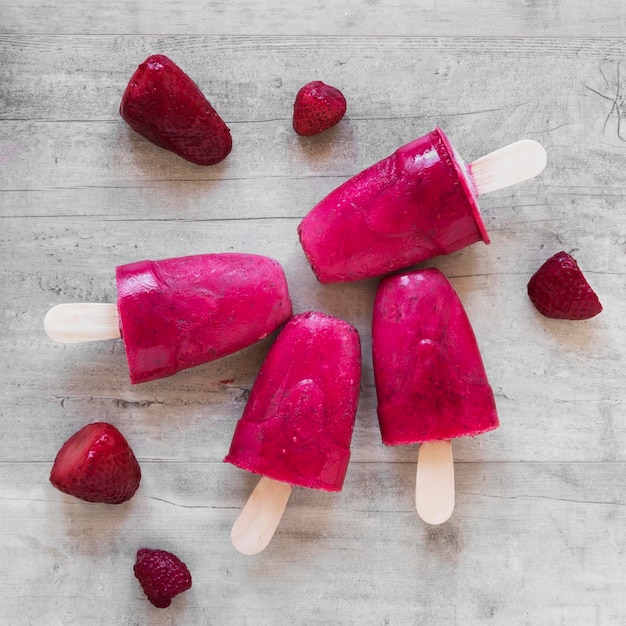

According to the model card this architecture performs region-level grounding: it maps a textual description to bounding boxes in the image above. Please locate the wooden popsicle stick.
[231,476,292,555]
[469,139,547,195]
[44,303,120,343]
[415,440,455,525]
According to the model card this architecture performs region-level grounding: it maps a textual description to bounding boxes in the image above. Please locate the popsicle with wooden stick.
[298,126,547,283]
[372,268,498,525]
[226,311,361,555]
[43,253,292,384]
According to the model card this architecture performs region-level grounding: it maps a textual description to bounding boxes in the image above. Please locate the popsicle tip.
[230,526,270,556]
[43,305,58,336]
[416,498,455,525]
[516,139,547,174]
[44,304,74,343]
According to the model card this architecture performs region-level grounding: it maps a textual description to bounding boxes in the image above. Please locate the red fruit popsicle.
[372,268,498,524]
[44,253,292,384]
[298,127,547,283]
[226,311,361,554]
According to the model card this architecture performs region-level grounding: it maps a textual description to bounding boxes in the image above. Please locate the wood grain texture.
[1,6,626,625]
[3,1,626,37]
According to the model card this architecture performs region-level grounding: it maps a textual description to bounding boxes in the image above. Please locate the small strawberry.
[120,54,232,165]
[292,81,347,136]
[50,422,141,504]
[527,251,603,320]
[134,548,192,608]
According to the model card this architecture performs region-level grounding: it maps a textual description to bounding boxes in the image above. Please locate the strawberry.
[527,251,603,320]
[49,422,141,504]
[134,548,192,608]
[119,54,232,165]
[292,81,347,136]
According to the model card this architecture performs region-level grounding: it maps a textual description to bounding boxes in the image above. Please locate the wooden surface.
[1,2,625,624]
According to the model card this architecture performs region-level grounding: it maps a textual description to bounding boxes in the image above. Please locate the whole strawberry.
[134,548,192,608]
[120,54,232,165]
[527,251,602,320]
[293,81,347,136]
[49,422,141,504]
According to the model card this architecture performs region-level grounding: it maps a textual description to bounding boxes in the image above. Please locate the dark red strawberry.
[134,548,192,608]
[527,251,602,320]
[50,422,141,504]
[292,81,347,136]
[120,54,232,165]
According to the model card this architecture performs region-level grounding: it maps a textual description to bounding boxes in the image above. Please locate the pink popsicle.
[298,128,487,284]
[116,253,292,384]
[372,268,498,524]
[372,268,498,444]
[225,311,361,492]
[299,127,546,284]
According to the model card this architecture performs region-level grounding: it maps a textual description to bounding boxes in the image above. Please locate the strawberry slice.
[50,422,141,504]
[527,251,603,320]
[120,54,232,165]
[292,81,347,136]
[134,548,192,608]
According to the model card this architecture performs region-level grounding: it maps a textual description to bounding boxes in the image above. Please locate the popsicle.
[298,127,547,283]
[225,311,361,554]
[372,268,498,524]
[44,253,292,384]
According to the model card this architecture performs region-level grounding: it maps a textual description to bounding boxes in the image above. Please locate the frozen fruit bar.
[372,268,498,444]
[116,253,292,384]
[298,127,489,283]
[225,311,361,491]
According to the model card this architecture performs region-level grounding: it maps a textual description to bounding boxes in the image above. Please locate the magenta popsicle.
[226,311,361,491]
[373,268,498,524]
[116,253,292,384]
[298,128,487,283]
[372,268,498,443]
[299,127,546,284]
[44,253,292,383]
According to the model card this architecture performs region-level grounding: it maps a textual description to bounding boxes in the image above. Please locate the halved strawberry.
[120,54,232,165]
[527,251,603,320]
[50,422,141,504]
[134,548,192,608]
[292,81,347,136]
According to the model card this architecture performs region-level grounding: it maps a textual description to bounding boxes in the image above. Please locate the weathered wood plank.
[2,462,625,624]
[2,35,626,122]
[2,1,626,37]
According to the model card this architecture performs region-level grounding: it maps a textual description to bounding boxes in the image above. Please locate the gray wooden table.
[1,2,625,624]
